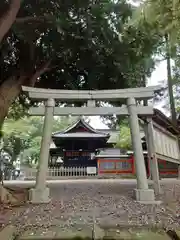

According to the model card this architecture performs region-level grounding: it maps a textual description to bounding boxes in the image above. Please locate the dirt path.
[0,181,180,232]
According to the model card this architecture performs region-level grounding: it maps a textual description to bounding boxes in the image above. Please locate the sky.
[89,61,167,129]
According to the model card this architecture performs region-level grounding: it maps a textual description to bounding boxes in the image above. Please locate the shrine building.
[49,109,180,177]
[49,117,115,168]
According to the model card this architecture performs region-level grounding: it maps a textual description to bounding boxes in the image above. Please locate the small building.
[49,118,111,168]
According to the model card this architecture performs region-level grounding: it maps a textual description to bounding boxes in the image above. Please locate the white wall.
[153,125,180,161]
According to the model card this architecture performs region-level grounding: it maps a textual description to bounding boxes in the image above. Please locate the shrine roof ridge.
[52,117,110,137]
[52,132,109,138]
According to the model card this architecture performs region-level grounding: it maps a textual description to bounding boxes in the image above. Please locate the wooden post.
[143,122,152,180]
[144,119,161,195]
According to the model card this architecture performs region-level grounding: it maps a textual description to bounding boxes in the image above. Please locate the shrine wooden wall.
[153,122,180,164]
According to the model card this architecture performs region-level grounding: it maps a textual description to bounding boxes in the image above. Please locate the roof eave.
[52,117,109,136]
[52,135,109,139]
[153,108,179,135]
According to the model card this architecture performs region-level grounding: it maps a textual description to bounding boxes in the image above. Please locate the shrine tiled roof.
[140,108,179,135]
[52,117,110,139]
[152,108,179,135]
[52,132,109,138]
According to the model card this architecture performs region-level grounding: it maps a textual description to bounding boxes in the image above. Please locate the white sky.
[147,61,167,86]
[90,60,167,129]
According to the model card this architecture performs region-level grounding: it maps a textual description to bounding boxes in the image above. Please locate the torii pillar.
[127,98,155,202]
[29,98,55,203]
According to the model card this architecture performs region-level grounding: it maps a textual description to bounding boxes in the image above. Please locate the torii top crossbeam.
[22,86,160,101]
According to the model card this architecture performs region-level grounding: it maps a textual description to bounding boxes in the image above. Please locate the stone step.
[94,225,172,240]
[18,225,92,240]
[0,225,16,240]
[1,224,179,240]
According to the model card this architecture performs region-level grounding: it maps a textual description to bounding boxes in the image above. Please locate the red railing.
[97,156,134,174]
[97,156,178,176]
[158,159,178,175]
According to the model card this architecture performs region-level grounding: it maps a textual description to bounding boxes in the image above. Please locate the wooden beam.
[153,121,178,139]
[139,118,179,139]
[156,153,180,164]
[22,86,161,101]
[29,106,153,116]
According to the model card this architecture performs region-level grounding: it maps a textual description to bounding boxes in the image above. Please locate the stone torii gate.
[22,86,161,204]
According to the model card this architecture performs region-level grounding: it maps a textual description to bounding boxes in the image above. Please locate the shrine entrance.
[22,86,161,204]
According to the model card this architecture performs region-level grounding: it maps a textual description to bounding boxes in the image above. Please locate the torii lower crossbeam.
[29,106,153,116]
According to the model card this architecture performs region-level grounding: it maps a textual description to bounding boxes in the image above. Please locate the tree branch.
[28,60,52,87]
[0,0,21,44]
[15,15,54,24]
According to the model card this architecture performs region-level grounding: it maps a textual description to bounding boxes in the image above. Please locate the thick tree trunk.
[0,76,24,202]
[0,0,21,44]
[0,61,51,131]
[0,76,25,130]
[165,34,177,126]
[0,66,50,200]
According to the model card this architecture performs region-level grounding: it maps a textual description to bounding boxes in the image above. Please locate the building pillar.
[178,165,180,179]
[127,98,155,202]
[29,98,55,203]
[143,124,152,180]
[144,119,161,195]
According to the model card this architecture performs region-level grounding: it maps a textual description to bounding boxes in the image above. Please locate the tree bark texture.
[0,76,25,130]
[165,34,177,126]
[0,61,51,130]
[0,0,21,44]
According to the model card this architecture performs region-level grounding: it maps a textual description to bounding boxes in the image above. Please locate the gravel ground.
[0,181,180,232]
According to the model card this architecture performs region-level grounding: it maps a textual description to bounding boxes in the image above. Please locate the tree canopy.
[116,125,132,150]
[0,0,159,129]
[115,118,132,150]
[128,0,180,124]
[131,0,180,44]
[2,116,76,166]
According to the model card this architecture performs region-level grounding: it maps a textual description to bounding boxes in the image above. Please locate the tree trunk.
[165,34,177,126]
[0,61,51,132]
[142,73,148,106]
[0,0,21,44]
[0,76,25,201]
[0,76,25,130]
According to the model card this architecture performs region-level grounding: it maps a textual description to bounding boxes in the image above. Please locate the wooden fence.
[20,158,179,180]
[23,166,97,180]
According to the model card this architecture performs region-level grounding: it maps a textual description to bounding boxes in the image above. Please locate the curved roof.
[140,108,179,135]
[152,108,179,135]
[52,117,110,139]
[53,132,109,138]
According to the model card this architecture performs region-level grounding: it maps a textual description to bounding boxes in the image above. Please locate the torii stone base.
[134,189,154,201]
[134,189,162,204]
[28,186,159,204]
[29,187,50,204]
